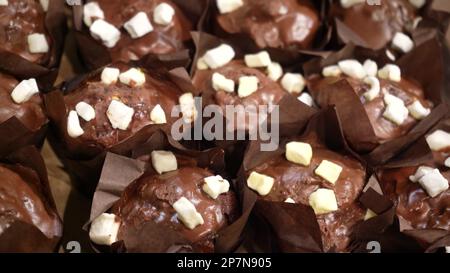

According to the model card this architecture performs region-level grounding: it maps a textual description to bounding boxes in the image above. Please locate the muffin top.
[0,0,51,64]
[215,0,320,49]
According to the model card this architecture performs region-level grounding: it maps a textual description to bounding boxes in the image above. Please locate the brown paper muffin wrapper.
[72,0,207,71]
[198,0,332,68]
[350,135,450,253]
[304,33,449,165]
[0,0,66,91]
[236,107,372,253]
[0,146,63,253]
[190,31,318,178]
[44,59,200,196]
[86,130,251,253]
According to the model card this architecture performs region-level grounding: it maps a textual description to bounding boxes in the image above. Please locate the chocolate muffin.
[308,60,434,143]
[82,0,192,63]
[214,0,320,50]
[60,63,193,150]
[245,135,367,252]
[0,0,52,64]
[0,164,62,252]
[89,152,239,252]
[0,72,47,132]
[331,0,423,50]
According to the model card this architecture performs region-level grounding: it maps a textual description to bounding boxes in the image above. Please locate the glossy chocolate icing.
[248,135,366,252]
[308,75,433,143]
[192,60,286,131]
[64,63,181,149]
[87,0,192,62]
[331,0,417,50]
[216,0,320,49]
[0,164,61,240]
[111,164,239,253]
[379,166,450,231]
[0,0,50,64]
[0,73,47,132]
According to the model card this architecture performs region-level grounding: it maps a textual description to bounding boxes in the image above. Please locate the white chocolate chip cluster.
[321,59,431,126]
[247,141,346,215]
[197,44,314,104]
[67,66,169,138]
[84,2,176,48]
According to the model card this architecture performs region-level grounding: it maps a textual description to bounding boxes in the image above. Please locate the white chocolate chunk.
[196,57,209,70]
[285,141,313,166]
[412,16,422,30]
[83,2,104,27]
[285,198,296,204]
[281,73,305,94]
[407,100,430,120]
[392,32,414,53]
[386,49,397,61]
[409,166,434,182]
[11,79,39,104]
[216,0,244,14]
[309,188,338,215]
[75,102,96,122]
[445,158,450,168]
[340,0,365,8]
[238,76,259,98]
[202,175,230,199]
[363,76,380,101]
[409,0,426,9]
[298,92,315,107]
[90,19,121,48]
[383,94,409,125]
[364,209,377,221]
[151,150,177,174]
[150,104,167,124]
[383,102,409,125]
[119,68,146,87]
[446,246,450,253]
[203,44,235,69]
[179,93,197,123]
[378,64,401,82]
[363,59,378,77]
[322,65,342,77]
[39,0,49,11]
[67,110,84,138]
[106,100,134,130]
[338,59,366,79]
[89,213,120,246]
[426,130,450,151]
[267,62,283,81]
[124,12,154,39]
[0,0,8,6]
[418,169,449,197]
[173,197,204,229]
[27,33,49,53]
[247,171,274,196]
[244,51,271,68]
[212,73,235,93]
[153,3,175,25]
[101,67,120,85]
[314,160,343,185]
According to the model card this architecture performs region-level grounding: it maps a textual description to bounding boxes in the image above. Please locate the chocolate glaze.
[308,75,433,143]
[0,0,50,64]
[192,60,287,131]
[216,0,320,49]
[331,0,417,50]
[111,163,239,253]
[379,166,450,231]
[248,135,366,252]
[0,73,47,132]
[87,0,192,63]
[0,164,61,240]
[64,63,181,149]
